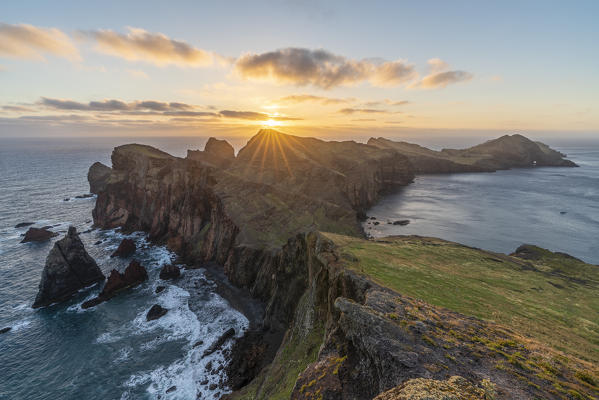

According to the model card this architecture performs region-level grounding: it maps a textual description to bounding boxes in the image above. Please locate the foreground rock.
[373,376,494,400]
[146,304,168,321]
[21,227,58,243]
[32,227,105,308]
[159,264,180,280]
[81,260,148,308]
[110,238,136,258]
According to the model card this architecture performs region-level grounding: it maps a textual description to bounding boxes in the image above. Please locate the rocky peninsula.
[86,130,596,399]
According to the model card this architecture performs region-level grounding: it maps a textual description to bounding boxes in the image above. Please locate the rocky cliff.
[88,130,595,399]
[368,134,577,173]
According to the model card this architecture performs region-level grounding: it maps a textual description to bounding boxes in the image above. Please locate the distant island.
[78,130,595,399]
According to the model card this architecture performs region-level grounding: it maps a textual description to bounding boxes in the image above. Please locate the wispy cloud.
[411,58,473,89]
[219,110,301,121]
[338,108,391,115]
[234,48,417,89]
[79,27,217,67]
[277,94,354,105]
[39,97,197,112]
[0,23,80,61]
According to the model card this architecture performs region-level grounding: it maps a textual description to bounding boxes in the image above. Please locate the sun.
[262,119,282,127]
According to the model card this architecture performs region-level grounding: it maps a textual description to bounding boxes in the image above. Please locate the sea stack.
[33,227,105,308]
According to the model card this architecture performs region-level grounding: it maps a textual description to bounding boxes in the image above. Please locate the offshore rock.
[110,238,136,258]
[32,227,104,308]
[21,227,58,243]
[81,260,148,308]
[159,264,180,280]
[146,304,168,321]
[88,162,112,194]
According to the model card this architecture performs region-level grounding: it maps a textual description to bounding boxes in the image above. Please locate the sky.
[1,0,598,140]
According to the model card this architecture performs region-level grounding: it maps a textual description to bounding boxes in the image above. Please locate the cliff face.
[368,134,578,173]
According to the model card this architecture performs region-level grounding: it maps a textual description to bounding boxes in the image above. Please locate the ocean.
[0,137,597,399]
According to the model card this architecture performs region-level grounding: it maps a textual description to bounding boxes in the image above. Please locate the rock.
[193,340,204,348]
[159,264,180,280]
[81,260,148,308]
[15,222,35,228]
[146,304,168,321]
[560,211,567,215]
[74,194,94,199]
[187,137,235,169]
[0,327,11,334]
[208,383,217,391]
[370,216,376,220]
[200,379,208,385]
[373,376,494,400]
[155,285,166,294]
[32,227,105,308]
[166,386,176,393]
[203,328,235,357]
[393,219,410,226]
[94,240,103,245]
[21,227,58,243]
[64,198,70,202]
[88,162,112,194]
[111,238,136,258]
[374,221,380,225]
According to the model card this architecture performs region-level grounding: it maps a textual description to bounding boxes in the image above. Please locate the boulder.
[146,304,168,321]
[32,227,105,308]
[393,220,410,226]
[159,264,180,280]
[0,327,11,334]
[81,260,148,308]
[21,227,58,243]
[110,238,136,258]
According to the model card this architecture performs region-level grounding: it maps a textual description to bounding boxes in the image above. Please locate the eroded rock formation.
[81,260,148,308]
[33,227,104,308]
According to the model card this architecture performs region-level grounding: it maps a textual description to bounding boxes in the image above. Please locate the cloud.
[234,48,416,89]
[0,23,80,61]
[412,58,473,89]
[338,108,390,115]
[80,27,215,67]
[39,97,201,113]
[278,94,354,105]
[218,110,301,121]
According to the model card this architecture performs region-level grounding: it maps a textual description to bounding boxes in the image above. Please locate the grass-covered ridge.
[323,233,599,364]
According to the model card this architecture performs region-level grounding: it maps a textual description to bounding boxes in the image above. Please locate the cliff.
[368,134,578,173]
[88,130,596,399]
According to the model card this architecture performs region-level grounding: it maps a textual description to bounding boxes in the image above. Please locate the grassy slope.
[324,233,599,364]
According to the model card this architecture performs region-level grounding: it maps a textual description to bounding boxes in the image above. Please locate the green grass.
[323,233,599,364]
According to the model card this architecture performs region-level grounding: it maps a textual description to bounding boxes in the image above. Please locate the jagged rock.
[15,222,34,228]
[392,220,410,226]
[88,162,112,194]
[81,260,148,308]
[32,227,105,308]
[159,264,180,280]
[0,327,11,334]
[166,386,176,393]
[155,285,166,294]
[146,304,168,321]
[21,227,58,243]
[203,328,235,357]
[187,137,235,168]
[373,376,494,400]
[110,238,135,258]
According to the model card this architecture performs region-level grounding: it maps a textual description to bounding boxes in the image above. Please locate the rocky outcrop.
[81,260,148,308]
[110,238,136,258]
[373,376,495,400]
[159,264,180,280]
[187,137,235,168]
[88,161,112,194]
[15,222,35,228]
[146,304,168,321]
[32,227,105,308]
[368,134,578,173]
[21,227,58,243]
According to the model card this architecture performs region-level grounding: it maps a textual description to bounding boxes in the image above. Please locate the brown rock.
[111,238,136,258]
[81,260,148,308]
[159,264,180,280]
[21,227,58,243]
